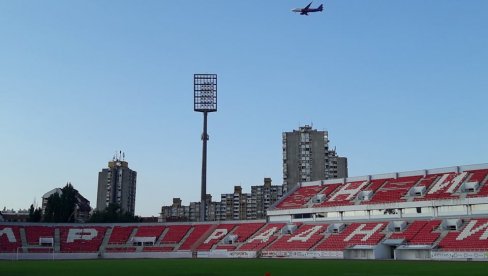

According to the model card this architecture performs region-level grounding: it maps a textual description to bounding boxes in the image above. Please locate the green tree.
[89,203,140,223]
[43,192,61,222]
[28,204,42,222]
[43,182,78,223]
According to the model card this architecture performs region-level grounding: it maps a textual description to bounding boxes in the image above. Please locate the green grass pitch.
[1,259,488,276]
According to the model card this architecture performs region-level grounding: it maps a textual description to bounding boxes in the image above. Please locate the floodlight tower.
[194,74,217,221]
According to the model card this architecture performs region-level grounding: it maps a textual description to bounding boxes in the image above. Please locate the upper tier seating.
[59,226,107,253]
[274,170,488,210]
[109,226,135,244]
[265,224,326,251]
[314,222,386,251]
[25,226,54,245]
[420,172,468,201]
[365,179,390,195]
[416,174,438,186]
[275,186,326,209]
[466,169,488,183]
[0,226,21,252]
[466,169,488,197]
[315,180,384,207]
[366,176,421,204]
[438,219,488,250]
[311,183,342,206]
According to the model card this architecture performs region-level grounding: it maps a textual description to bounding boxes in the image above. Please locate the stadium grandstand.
[2,163,488,261]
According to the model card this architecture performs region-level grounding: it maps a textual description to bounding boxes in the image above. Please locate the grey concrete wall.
[285,132,300,190]
[310,131,326,182]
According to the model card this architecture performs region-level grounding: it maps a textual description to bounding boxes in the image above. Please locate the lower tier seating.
[313,222,386,251]
[438,219,488,250]
[179,224,213,250]
[5,216,488,254]
[0,226,21,252]
[160,225,191,244]
[59,226,107,253]
[389,221,428,242]
[266,224,326,251]
[134,226,165,238]
[238,223,286,251]
[196,224,236,251]
[408,220,441,245]
[109,226,135,244]
[25,226,54,245]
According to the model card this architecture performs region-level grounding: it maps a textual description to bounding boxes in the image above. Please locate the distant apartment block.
[251,178,283,219]
[96,153,137,215]
[282,125,348,191]
[159,178,283,222]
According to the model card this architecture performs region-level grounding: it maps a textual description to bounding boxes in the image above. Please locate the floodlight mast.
[194,74,217,222]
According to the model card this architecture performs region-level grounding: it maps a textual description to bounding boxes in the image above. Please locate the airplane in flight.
[292,2,324,15]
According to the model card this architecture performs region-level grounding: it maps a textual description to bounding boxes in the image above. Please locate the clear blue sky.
[1,1,487,216]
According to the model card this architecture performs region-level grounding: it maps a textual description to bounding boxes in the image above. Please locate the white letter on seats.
[0,228,16,242]
[67,228,98,243]
[456,220,488,241]
[328,181,368,201]
[246,227,278,243]
[287,226,323,242]
[428,172,467,194]
[203,229,228,244]
[344,224,383,242]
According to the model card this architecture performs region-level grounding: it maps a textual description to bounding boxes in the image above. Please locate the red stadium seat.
[0,226,21,253]
[59,226,107,253]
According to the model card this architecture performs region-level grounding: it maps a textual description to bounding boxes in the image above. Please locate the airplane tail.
[318,4,324,11]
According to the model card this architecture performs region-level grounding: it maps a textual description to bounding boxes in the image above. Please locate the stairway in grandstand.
[99,227,113,253]
[19,228,28,253]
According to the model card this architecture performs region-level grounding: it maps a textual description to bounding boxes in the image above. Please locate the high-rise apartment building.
[96,153,137,215]
[250,178,283,220]
[219,186,252,221]
[159,198,189,222]
[160,194,221,222]
[282,125,348,191]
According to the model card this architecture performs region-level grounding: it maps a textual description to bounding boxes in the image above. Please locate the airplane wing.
[304,2,313,10]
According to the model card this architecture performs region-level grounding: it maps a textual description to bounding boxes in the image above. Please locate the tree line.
[28,183,140,223]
